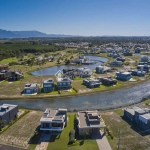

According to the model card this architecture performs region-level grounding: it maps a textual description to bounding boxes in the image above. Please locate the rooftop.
[40,108,67,122]
[140,113,150,120]
[78,110,105,128]
[43,78,54,83]
[0,104,18,116]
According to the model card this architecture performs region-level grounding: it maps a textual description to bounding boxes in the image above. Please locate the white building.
[40,108,67,132]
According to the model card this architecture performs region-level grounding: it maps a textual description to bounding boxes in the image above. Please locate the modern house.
[76,67,92,77]
[134,49,141,53]
[141,55,149,62]
[57,77,72,90]
[83,78,101,88]
[96,66,111,74]
[116,71,131,81]
[8,70,24,81]
[24,83,39,95]
[124,106,150,130]
[98,77,117,86]
[43,78,55,92]
[137,64,149,72]
[110,60,123,66]
[129,70,146,76]
[116,57,125,62]
[40,108,67,132]
[77,110,106,135]
[0,104,18,125]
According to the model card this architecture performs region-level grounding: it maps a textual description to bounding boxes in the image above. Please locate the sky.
[0,0,150,36]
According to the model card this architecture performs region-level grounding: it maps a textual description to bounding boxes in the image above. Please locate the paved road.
[92,130,112,150]
[0,144,26,150]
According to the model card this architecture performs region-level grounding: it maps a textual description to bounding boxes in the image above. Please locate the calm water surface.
[32,56,108,76]
[1,81,150,111]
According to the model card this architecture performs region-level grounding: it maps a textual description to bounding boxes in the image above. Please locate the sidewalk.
[92,130,112,150]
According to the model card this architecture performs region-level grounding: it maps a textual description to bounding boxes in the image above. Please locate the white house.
[40,108,67,132]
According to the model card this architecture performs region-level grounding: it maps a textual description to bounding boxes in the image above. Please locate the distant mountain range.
[0,29,75,38]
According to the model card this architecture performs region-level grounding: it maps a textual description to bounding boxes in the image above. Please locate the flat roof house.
[0,104,18,125]
[96,66,111,74]
[57,77,72,90]
[116,71,131,81]
[40,108,67,132]
[110,60,123,66]
[124,106,150,130]
[43,78,55,92]
[83,78,101,88]
[24,83,39,95]
[77,110,106,135]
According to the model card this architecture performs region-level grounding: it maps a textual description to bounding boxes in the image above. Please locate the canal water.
[1,81,150,111]
[32,56,108,76]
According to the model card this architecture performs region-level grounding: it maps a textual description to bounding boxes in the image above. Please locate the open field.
[0,111,43,149]
[101,109,150,150]
[47,114,99,150]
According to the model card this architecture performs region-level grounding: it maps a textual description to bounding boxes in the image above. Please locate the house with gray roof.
[40,108,67,132]
[77,110,106,135]
[57,77,72,90]
[0,104,18,125]
[116,71,131,81]
[24,83,39,95]
[43,78,55,92]
[124,106,150,130]
[83,78,101,88]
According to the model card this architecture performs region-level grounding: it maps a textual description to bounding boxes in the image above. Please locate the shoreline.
[0,77,150,101]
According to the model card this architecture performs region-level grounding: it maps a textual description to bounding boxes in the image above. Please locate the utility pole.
[117,129,120,150]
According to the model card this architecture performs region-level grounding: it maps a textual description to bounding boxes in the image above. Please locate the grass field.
[47,114,99,150]
[0,111,43,149]
[101,110,150,150]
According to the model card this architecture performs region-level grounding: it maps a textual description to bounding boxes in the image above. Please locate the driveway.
[92,130,112,150]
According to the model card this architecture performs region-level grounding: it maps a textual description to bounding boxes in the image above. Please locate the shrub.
[69,129,75,144]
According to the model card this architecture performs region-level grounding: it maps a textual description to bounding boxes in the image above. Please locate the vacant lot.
[0,111,43,149]
[101,110,150,150]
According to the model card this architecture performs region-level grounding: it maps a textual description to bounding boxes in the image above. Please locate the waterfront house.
[129,70,146,76]
[57,77,72,90]
[0,104,18,125]
[96,66,111,74]
[110,60,123,66]
[77,110,106,135]
[137,64,149,72]
[76,67,92,77]
[116,71,131,81]
[124,106,150,130]
[98,77,117,86]
[83,78,101,88]
[43,78,55,92]
[40,108,67,132]
[24,83,39,95]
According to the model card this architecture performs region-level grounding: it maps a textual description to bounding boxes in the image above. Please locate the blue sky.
[0,0,150,36]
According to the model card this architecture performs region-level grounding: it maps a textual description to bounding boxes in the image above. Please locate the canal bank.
[1,80,150,111]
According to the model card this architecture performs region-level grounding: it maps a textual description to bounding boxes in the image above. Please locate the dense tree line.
[0,41,65,60]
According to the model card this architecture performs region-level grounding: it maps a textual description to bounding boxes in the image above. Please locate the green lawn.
[47,114,98,150]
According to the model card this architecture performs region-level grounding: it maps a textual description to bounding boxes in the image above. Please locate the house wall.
[124,110,134,121]
[1,106,18,124]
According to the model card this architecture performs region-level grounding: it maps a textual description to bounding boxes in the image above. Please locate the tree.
[83,130,88,141]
